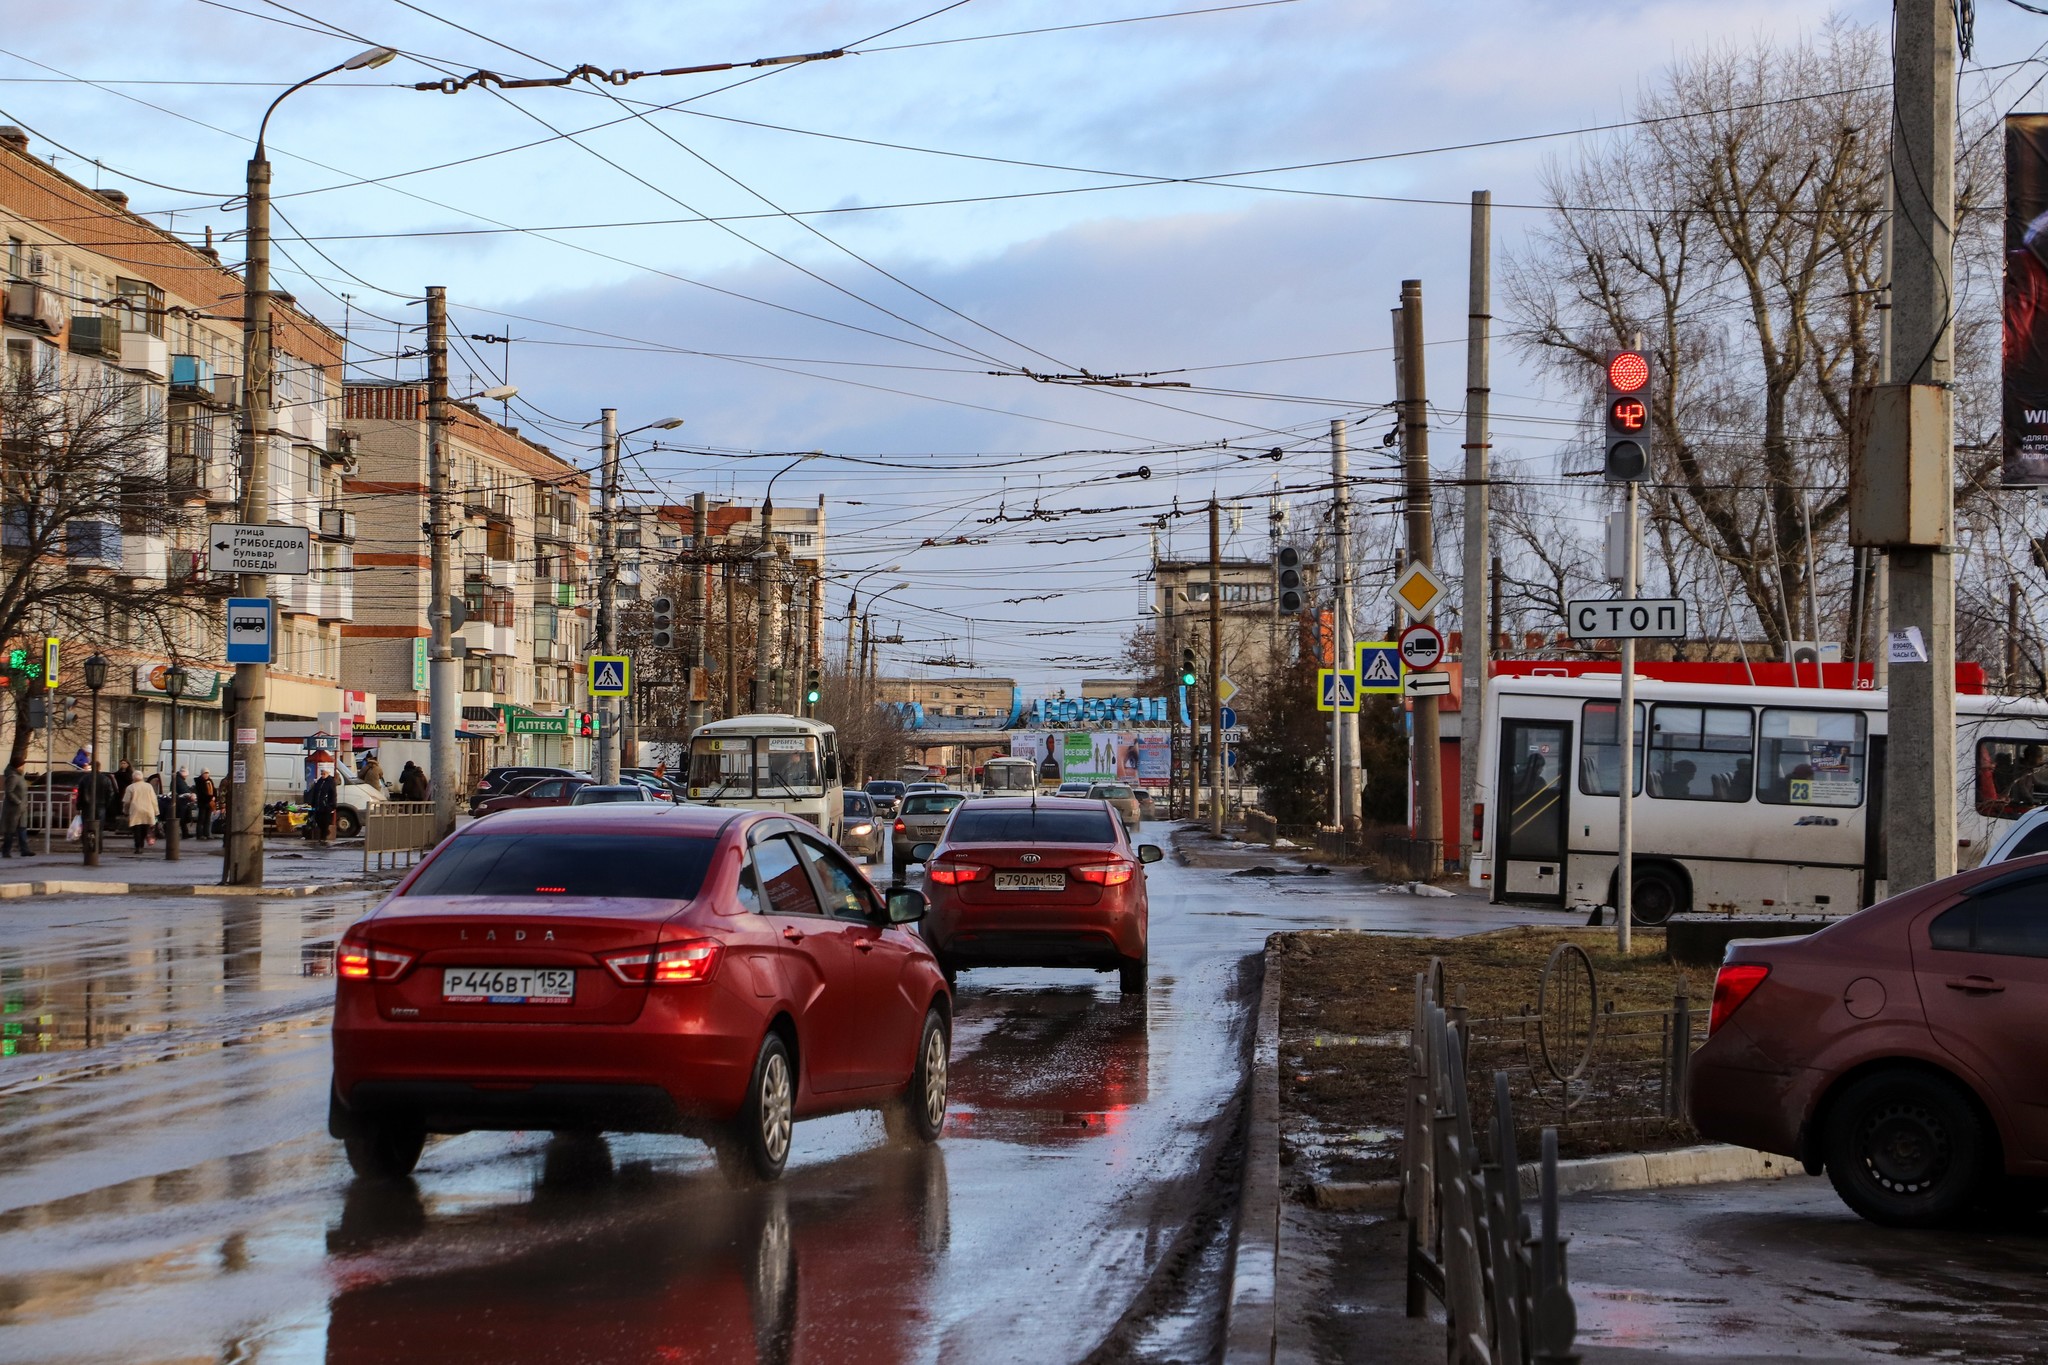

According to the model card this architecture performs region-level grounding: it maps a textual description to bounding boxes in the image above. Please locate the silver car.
[893,790,968,878]
[841,791,883,863]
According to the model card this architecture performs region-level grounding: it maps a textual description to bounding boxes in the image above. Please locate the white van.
[157,740,386,838]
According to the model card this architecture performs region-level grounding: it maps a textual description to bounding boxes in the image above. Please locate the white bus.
[982,755,1037,794]
[1471,674,2048,921]
[686,713,845,841]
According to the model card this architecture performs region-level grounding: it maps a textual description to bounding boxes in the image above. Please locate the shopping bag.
[66,815,82,842]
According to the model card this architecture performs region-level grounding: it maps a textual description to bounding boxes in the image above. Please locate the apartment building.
[1152,556,1304,683]
[0,124,357,771]
[340,385,592,783]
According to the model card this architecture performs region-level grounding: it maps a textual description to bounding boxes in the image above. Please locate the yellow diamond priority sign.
[1392,560,1447,622]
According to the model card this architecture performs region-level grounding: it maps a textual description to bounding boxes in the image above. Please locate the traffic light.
[24,696,45,730]
[1603,349,1651,482]
[577,710,596,738]
[804,668,821,706]
[1179,647,1198,687]
[1274,545,1305,613]
[651,595,675,650]
[61,697,76,725]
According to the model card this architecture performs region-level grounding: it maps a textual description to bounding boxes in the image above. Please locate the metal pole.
[1208,499,1224,836]
[165,689,179,860]
[690,492,710,733]
[85,688,100,867]
[1331,420,1353,829]
[226,151,274,886]
[754,498,776,712]
[1618,481,1638,955]
[1873,167,1894,694]
[42,700,51,855]
[1400,280,1444,876]
[1461,190,1493,872]
[595,408,620,782]
[1885,0,1957,893]
[426,287,460,840]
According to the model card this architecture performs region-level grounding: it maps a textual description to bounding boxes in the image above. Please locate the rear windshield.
[948,807,1117,844]
[866,782,905,796]
[902,793,966,816]
[573,789,644,803]
[404,833,715,900]
[1092,785,1133,799]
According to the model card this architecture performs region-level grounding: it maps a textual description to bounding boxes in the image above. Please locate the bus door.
[1497,719,1570,903]
[1861,734,1887,908]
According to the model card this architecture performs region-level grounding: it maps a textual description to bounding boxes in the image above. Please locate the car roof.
[962,795,1104,809]
[463,804,736,836]
[576,784,648,794]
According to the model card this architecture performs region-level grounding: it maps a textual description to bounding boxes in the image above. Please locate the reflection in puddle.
[948,988,1150,1146]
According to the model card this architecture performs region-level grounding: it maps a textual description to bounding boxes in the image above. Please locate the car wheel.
[1822,1069,1989,1227]
[884,1008,949,1144]
[1629,864,1687,926]
[720,1032,795,1183]
[1119,954,1148,996]
[342,1118,426,1180]
[335,808,361,839]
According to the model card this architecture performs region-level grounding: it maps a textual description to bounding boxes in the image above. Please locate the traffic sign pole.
[1618,482,1638,954]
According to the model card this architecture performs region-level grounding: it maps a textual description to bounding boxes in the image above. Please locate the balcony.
[488,493,515,523]
[68,316,121,359]
[120,331,169,379]
[170,354,215,400]
[274,575,323,617]
[121,533,167,581]
[486,557,516,590]
[209,374,239,410]
[318,506,357,542]
[459,620,518,658]
[64,520,121,568]
[317,577,353,622]
[3,281,65,334]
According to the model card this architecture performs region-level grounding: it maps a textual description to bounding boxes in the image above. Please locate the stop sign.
[1399,622,1444,671]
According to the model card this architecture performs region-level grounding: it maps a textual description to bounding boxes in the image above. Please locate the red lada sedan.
[330,805,950,1182]
[915,796,1162,994]
[1688,854,2048,1226]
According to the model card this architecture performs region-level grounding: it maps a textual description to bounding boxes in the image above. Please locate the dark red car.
[471,775,589,815]
[915,796,1161,994]
[1688,854,2048,1226]
[329,805,951,1182]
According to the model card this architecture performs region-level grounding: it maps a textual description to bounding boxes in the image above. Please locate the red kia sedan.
[1688,855,2048,1226]
[329,805,951,1182]
[915,796,1162,994]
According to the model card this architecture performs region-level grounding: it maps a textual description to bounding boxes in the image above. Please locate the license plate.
[442,966,575,1005]
[994,871,1066,892]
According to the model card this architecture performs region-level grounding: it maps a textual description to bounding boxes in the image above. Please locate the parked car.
[471,766,584,816]
[570,784,654,805]
[841,791,883,863]
[892,790,969,879]
[473,777,589,816]
[1086,782,1141,831]
[1054,782,1093,798]
[864,780,908,818]
[1688,853,2048,1227]
[621,768,687,802]
[916,796,1161,995]
[329,804,949,1181]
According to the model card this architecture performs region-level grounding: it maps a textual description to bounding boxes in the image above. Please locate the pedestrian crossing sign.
[587,654,631,697]
[1317,668,1360,713]
[1356,642,1403,694]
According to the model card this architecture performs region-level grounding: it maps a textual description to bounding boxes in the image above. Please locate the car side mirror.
[911,841,936,863]
[1138,844,1164,864]
[886,886,928,925]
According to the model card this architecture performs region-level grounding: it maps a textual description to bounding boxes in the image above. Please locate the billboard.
[1008,730,1168,784]
[2005,115,2048,484]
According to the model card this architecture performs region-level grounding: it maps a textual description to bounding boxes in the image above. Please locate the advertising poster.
[2005,114,2048,483]
[1133,731,1170,782]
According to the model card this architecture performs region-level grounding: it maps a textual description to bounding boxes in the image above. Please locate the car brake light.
[894,819,906,833]
[1708,963,1770,1035]
[927,861,986,885]
[1073,861,1134,886]
[603,939,722,985]
[337,940,413,981]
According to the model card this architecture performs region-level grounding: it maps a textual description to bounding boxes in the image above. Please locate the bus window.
[1757,709,1865,807]
[1975,738,2048,818]
[1648,704,1754,802]
[1578,701,1644,797]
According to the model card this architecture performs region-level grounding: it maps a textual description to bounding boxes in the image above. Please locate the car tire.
[335,808,361,840]
[719,1032,795,1184]
[1822,1068,1990,1227]
[1629,864,1687,926]
[1119,954,1148,996]
[342,1118,426,1180]
[883,1008,949,1145]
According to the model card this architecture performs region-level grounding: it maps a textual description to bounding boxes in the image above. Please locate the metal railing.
[363,801,436,872]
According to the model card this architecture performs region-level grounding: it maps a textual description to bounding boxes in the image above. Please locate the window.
[401,833,715,899]
[797,837,872,921]
[1974,737,2048,818]
[751,834,821,916]
[1757,709,1866,807]
[1578,701,1644,797]
[114,277,164,338]
[1929,876,2048,959]
[1648,705,1754,802]
[947,806,1117,844]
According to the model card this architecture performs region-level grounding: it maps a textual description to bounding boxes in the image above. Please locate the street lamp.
[586,413,685,784]
[841,564,903,676]
[82,653,108,868]
[858,581,912,703]
[230,42,397,888]
[163,664,188,862]
[755,453,819,712]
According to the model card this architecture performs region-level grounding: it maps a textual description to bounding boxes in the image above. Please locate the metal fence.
[363,801,437,872]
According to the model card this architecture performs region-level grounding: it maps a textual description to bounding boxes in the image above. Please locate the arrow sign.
[208,523,310,576]
[1404,671,1452,698]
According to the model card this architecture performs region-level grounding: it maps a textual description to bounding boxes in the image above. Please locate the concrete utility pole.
[226,136,275,886]
[1882,0,1958,894]
[689,492,709,733]
[1460,191,1493,871]
[594,407,620,784]
[1399,280,1445,876]
[1208,499,1224,835]
[722,563,737,717]
[424,287,460,842]
[1331,420,1358,829]
[754,537,776,713]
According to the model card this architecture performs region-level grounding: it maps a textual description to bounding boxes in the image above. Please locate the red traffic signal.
[1603,350,1652,482]
[1606,350,1650,394]
[1608,395,1648,432]
[577,711,595,738]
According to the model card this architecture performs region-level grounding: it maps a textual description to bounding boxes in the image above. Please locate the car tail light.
[337,938,414,981]
[1708,963,1770,1035]
[1073,861,1135,886]
[894,819,907,834]
[602,938,723,985]
[927,861,986,885]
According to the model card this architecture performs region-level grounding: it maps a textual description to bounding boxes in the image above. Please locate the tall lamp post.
[589,414,685,785]
[840,564,902,676]
[163,664,187,862]
[82,653,108,868]
[753,453,818,712]
[228,42,398,888]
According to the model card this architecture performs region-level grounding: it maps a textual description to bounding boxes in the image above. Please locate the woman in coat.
[122,776,159,854]
[192,770,216,839]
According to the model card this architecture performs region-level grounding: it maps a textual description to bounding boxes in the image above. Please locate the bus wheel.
[1629,865,1687,926]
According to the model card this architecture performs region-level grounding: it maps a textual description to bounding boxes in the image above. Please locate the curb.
[0,877,389,899]
[1222,936,1284,1365]
[1308,1143,1799,1211]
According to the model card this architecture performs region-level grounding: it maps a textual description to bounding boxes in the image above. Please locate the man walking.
[1,759,31,858]
[192,769,215,840]
[307,767,338,846]
[122,775,158,854]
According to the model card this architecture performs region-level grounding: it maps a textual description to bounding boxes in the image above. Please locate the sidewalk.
[0,836,403,896]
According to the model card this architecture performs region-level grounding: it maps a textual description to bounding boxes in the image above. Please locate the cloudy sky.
[4,0,2038,691]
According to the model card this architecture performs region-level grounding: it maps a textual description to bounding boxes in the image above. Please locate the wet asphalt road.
[0,834,1547,1365]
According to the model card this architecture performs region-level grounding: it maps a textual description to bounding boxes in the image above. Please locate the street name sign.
[1398,622,1444,671]
[1565,597,1687,641]
[1356,641,1403,694]
[1392,560,1447,621]
[1405,671,1452,698]
[225,598,273,664]
[209,523,311,576]
[587,655,632,697]
[1317,668,1360,713]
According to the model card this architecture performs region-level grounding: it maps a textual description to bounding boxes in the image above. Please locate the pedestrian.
[172,766,194,837]
[98,767,122,833]
[1,758,31,858]
[213,775,231,837]
[399,761,428,802]
[307,767,338,845]
[147,773,166,843]
[122,774,158,854]
[359,751,385,794]
[193,770,215,839]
